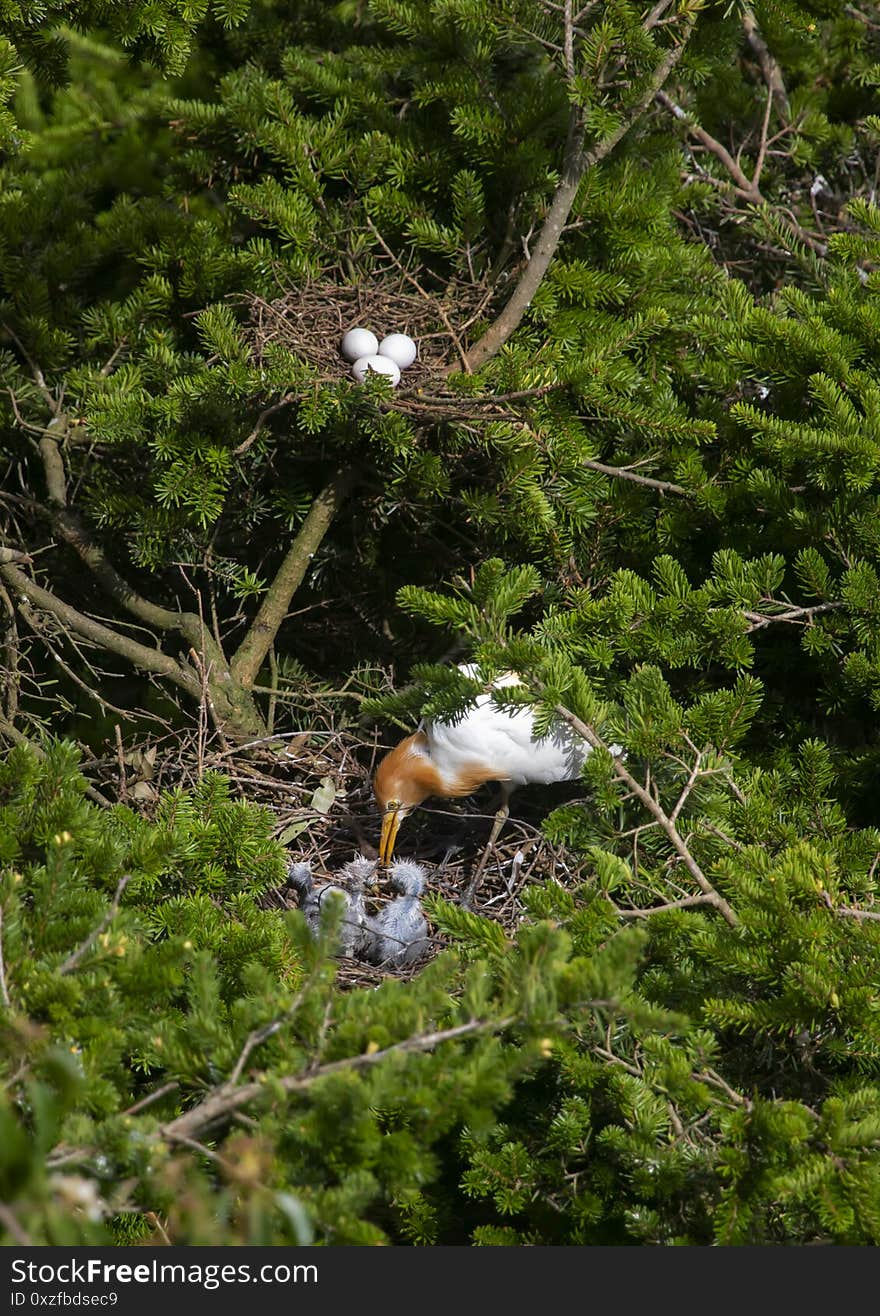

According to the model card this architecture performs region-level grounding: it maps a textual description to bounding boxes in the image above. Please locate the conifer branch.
[656,88,826,256]
[742,601,844,632]
[0,905,10,1010]
[0,562,202,698]
[231,468,356,689]
[581,457,690,496]
[58,874,131,976]
[464,11,697,372]
[742,6,790,120]
[160,1015,515,1143]
[552,702,739,927]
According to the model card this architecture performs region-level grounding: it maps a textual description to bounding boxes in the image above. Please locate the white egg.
[340,327,379,362]
[351,354,401,387]
[378,333,417,370]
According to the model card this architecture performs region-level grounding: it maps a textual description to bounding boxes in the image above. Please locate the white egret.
[374,665,610,866]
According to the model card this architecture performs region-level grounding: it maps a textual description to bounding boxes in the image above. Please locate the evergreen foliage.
[4,738,880,1244]
[3,0,880,1246]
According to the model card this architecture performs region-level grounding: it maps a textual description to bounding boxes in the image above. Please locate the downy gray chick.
[368,860,430,968]
[287,856,373,958]
[336,854,379,958]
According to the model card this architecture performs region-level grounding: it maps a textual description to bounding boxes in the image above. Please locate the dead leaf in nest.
[310,776,338,814]
[124,745,158,780]
[278,819,310,844]
[130,781,158,801]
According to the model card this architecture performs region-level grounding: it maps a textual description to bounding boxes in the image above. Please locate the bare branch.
[123,1081,180,1117]
[552,702,739,927]
[0,562,202,699]
[614,893,719,917]
[582,456,690,496]
[233,394,298,458]
[656,88,827,257]
[563,0,576,83]
[742,6,790,120]
[742,601,844,633]
[656,89,760,201]
[231,468,356,689]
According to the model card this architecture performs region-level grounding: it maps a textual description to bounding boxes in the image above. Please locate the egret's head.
[373,736,439,865]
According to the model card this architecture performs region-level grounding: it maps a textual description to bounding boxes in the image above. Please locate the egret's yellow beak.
[379,805,402,866]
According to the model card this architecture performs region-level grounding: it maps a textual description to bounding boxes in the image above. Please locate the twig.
[144,1211,173,1246]
[0,562,202,700]
[0,1202,33,1246]
[58,874,131,975]
[697,1067,751,1109]
[161,1016,513,1143]
[123,1081,180,1117]
[233,394,297,458]
[742,601,843,633]
[614,893,719,918]
[553,702,739,927]
[656,88,827,257]
[582,456,690,496]
[464,11,697,371]
[365,217,472,373]
[0,905,10,1009]
[114,724,128,802]
[228,980,312,1086]
[669,749,703,822]
[742,6,790,120]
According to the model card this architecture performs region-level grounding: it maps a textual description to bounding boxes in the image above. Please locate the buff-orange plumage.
[374,665,604,865]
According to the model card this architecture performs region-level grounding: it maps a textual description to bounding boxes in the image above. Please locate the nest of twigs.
[84,723,584,990]
[244,260,494,390]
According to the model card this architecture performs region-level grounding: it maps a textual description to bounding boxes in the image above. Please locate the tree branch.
[0,905,10,1009]
[58,874,131,976]
[231,469,356,689]
[23,378,225,659]
[582,456,690,496]
[161,1015,513,1143]
[552,702,739,926]
[464,13,697,372]
[614,893,718,917]
[742,600,844,633]
[742,5,790,120]
[656,88,827,257]
[0,561,202,698]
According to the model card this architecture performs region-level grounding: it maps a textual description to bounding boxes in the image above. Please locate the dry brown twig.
[551,703,739,927]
